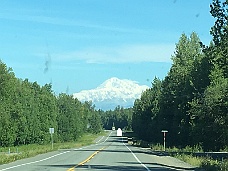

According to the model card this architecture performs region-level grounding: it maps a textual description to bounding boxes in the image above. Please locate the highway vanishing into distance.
[0,131,197,171]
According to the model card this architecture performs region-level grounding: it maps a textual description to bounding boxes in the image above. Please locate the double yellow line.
[67,146,106,171]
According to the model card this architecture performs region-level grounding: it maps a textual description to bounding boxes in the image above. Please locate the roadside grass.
[175,154,228,171]
[130,138,228,171]
[0,132,106,165]
[149,144,228,170]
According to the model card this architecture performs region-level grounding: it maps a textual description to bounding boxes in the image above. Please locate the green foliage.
[175,154,203,167]
[132,77,162,142]
[132,0,228,151]
[100,106,132,130]
[149,144,228,171]
[88,111,103,134]
[189,0,228,151]
[199,158,228,171]
[0,0,227,156]
[57,94,84,141]
[174,154,228,171]
[132,32,206,147]
[0,60,103,147]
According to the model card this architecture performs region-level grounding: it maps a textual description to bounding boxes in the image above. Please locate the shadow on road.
[42,163,196,171]
[63,144,170,158]
[119,161,196,171]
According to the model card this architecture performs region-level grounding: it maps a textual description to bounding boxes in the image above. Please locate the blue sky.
[0,0,215,94]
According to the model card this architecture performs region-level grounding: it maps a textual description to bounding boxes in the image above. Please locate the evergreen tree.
[159,33,203,146]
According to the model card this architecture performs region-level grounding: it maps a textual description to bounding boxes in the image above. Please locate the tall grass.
[149,143,203,153]
[175,154,228,171]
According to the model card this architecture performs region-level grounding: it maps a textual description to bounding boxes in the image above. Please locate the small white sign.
[49,128,54,134]
[161,130,168,133]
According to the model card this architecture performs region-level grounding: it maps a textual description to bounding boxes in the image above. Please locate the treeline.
[0,63,102,147]
[0,59,133,147]
[100,106,133,130]
[132,0,227,151]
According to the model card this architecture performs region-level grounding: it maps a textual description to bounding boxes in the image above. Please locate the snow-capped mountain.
[73,77,149,110]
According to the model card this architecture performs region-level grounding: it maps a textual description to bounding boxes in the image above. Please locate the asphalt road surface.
[0,131,197,171]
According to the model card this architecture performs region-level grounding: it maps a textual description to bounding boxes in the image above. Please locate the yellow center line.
[66,146,106,171]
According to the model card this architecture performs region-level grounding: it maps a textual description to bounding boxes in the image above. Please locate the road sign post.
[49,128,54,150]
[161,130,168,151]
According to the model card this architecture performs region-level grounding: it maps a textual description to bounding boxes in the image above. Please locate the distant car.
[112,126,115,130]
[117,128,122,136]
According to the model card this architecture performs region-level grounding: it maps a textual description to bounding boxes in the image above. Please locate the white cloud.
[0,11,149,35]
[54,44,174,64]
[0,12,175,64]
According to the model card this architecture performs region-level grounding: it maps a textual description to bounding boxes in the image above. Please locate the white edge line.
[96,136,104,143]
[0,131,113,171]
[0,151,70,171]
[123,140,151,171]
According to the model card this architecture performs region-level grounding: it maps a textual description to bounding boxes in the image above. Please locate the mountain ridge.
[73,77,149,110]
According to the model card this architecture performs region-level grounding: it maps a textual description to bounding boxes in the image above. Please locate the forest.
[0,0,227,152]
[0,65,103,146]
[132,0,227,151]
[0,65,131,147]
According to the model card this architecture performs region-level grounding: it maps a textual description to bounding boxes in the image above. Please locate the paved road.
[0,131,197,171]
